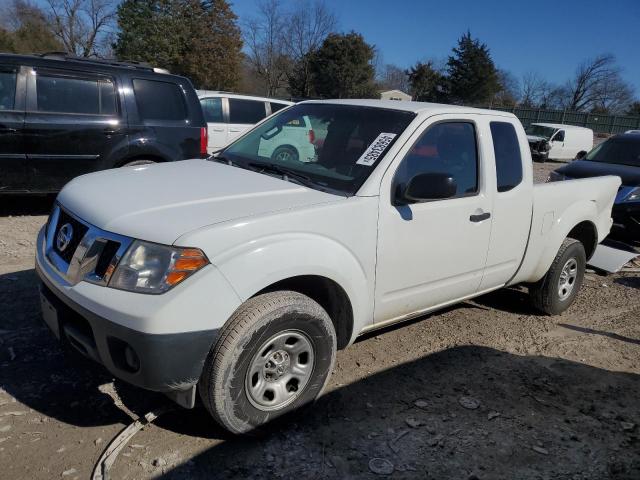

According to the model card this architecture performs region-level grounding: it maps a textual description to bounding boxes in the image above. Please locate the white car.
[197,91,293,153]
[526,123,593,162]
[36,99,620,434]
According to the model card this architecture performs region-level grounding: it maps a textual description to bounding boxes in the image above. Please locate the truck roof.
[300,99,516,117]
[532,122,593,132]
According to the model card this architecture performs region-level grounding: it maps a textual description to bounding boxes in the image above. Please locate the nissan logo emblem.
[56,223,74,252]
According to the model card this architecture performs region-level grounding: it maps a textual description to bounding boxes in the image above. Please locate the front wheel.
[198,291,336,434]
[529,238,586,315]
[271,145,299,163]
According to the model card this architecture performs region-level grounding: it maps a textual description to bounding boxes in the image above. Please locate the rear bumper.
[37,264,216,400]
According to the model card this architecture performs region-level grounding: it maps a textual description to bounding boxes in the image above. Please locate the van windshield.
[526,125,556,139]
[218,103,416,196]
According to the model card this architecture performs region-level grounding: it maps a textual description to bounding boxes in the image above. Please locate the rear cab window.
[270,102,288,114]
[229,98,266,124]
[490,121,523,192]
[133,78,187,121]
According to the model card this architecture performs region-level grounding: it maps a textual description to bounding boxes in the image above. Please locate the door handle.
[103,127,121,135]
[0,127,17,134]
[229,128,242,133]
[212,128,225,132]
[469,212,491,222]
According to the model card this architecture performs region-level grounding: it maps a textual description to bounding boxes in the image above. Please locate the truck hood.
[555,160,640,187]
[57,159,342,245]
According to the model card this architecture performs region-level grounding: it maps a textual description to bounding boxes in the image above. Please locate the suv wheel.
[198,291,336,434]
[121,159,156,167]
[529,238,586,315]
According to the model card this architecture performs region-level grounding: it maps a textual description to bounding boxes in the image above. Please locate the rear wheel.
[198,291,336,434]
[529,238,586,315]
[271,145,298,163]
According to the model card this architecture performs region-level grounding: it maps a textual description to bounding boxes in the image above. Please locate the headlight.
[109,240,208,294]
[624,187,640,202]
[547,171,565,182]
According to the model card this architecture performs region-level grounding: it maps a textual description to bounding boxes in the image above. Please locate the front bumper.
[612,202,640,236]
[35,221,242,407]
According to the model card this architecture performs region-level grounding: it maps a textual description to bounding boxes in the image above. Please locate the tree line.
[1,0,638,115]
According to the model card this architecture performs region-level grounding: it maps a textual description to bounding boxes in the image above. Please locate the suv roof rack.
[38,52,169,73]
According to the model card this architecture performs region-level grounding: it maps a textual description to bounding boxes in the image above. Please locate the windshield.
[584,137,640,168]
[219,103,416,195]
[526,125,556,139]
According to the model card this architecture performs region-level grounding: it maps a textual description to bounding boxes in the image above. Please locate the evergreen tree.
[406,61,446,102]
[114,0,242,90]
[308,32,376,99]
[446,31,500,104]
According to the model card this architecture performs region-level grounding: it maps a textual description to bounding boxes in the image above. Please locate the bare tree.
[493,69,520,106]
[45,0,116,57]
[520,71,550,107]
[243,0,290,96]
[564,53,634,113]
[379,64,409,92]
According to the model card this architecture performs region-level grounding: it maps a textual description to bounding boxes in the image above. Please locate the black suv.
[0,53,207,193]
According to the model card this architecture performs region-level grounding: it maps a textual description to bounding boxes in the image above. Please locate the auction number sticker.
[356,132,397,166]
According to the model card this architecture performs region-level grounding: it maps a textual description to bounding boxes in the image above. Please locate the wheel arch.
[116,153,168,167]
[567,220,598,260]
[255,275,354,350]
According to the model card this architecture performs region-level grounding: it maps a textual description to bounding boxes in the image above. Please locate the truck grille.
[52,210,89,262]
[44,205,132,286]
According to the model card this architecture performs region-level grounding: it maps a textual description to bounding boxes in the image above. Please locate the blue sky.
[231,0,640,94]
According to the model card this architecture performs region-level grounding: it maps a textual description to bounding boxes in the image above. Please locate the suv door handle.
[0,127,17,134]
[469,212,491,222]
[103,128,121,135]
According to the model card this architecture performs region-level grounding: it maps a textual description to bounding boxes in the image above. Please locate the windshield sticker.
[356,133,397,166]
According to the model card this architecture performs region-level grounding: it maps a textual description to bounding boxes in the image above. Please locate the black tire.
[270,145,298,163]
[529,238,586,315]
[198,291,337,434]
[121,159,156,167]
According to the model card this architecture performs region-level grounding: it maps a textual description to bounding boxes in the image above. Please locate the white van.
[526,123,593,162]
[197,91,293,153]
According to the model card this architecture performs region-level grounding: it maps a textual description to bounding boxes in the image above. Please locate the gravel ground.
[1,163,639,480]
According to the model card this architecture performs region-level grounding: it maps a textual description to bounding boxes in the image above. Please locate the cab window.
[395,122,478,198]
[200,97,223,123]
[490,121,523,192]
[229,98,266,124]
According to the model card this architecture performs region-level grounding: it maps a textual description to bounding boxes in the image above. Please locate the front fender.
[212,233,373,340]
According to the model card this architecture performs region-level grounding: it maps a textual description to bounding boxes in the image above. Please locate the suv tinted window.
[229,98,266,124]
[490,121,523,192]
[396,122,478,197]
[200,97,223,123]
[0,68,17,110]
[133,79,186,121]
[36,74,116,115]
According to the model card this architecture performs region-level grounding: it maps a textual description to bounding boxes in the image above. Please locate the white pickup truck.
[36,100,620,434]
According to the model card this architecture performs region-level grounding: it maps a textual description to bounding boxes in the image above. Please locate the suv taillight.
[200,127,208,156]
[308,129,315,144]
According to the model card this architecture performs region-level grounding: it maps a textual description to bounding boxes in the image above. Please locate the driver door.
[374,115,493,323]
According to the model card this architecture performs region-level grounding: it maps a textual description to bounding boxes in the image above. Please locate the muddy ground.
[0,161,639,479]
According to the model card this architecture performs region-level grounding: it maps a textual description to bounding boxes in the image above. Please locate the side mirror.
[575,150,587,160]
[397,173,457,204]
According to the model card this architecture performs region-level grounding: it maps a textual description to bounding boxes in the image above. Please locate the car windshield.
[584,137,640,168]
[218,103,416,195]
[526,125,556,139]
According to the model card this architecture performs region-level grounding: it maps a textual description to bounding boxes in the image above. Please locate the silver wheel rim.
[558,258,578,301]
[274,149,295,162]
[245,330,315,411]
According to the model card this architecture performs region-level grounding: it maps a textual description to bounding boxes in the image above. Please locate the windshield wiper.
[247,161,315,187]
